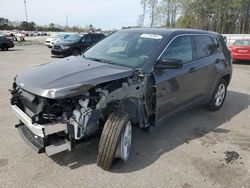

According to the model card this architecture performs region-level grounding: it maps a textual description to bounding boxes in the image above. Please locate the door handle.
[189,67,197,73]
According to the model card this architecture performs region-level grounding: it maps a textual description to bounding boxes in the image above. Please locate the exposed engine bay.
[10,73,155,156]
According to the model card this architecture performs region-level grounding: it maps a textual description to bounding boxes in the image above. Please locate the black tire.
[205,79,227,111]
[72,49,81,56]
[1,44,8,51]
[97,112,131,170]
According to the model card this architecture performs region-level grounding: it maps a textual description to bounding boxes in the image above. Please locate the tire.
[205,79,227,111]
[97,112,132,170]
[1,44,8,51]
[72,49,81,56]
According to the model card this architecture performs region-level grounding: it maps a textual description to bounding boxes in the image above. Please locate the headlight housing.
[61,45,70,50]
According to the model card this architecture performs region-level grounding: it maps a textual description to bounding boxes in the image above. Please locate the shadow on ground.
[0,49,24,52]
[51,90,250,172]
[234,60,250,65]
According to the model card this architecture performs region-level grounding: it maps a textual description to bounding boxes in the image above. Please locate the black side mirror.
[156,58,183,69]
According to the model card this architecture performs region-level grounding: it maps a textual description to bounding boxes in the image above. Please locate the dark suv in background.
[10,28,232,170]
[0,36,14,51]
[51,33,105,57]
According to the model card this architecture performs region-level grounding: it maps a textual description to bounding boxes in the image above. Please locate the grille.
[53,45,61,50]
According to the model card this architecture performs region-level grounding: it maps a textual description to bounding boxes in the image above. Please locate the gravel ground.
[0,45,250,188]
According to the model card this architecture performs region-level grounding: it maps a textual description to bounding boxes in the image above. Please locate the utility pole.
[24,0,28,22]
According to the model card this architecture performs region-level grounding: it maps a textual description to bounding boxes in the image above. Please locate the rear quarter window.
[212,37,221,51]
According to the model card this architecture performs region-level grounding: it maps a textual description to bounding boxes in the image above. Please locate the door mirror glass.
[156,58,183,69]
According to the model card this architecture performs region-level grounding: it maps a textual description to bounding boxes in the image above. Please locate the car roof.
[79,32,104,36]
[120,28,220,36]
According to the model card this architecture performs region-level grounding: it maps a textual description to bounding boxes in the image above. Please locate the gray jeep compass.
[10,28,232,170]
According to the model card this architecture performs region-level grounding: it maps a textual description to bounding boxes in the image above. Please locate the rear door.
[190,35,222,102]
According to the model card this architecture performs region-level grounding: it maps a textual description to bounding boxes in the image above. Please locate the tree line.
[0,18,102,32]
[138,0,250,34]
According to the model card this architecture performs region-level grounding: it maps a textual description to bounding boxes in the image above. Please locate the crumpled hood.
[15,56,133,99]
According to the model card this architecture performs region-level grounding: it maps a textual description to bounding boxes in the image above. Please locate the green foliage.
[0,17,12,30]
[176,0,250,33]
[140,0,250,33]
[19,21,36,31]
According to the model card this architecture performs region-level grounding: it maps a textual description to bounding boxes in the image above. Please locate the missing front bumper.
[11,105,72,156]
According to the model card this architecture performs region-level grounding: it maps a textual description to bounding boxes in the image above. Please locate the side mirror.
[156,58,183,69]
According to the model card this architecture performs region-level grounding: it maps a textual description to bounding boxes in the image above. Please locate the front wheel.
[205,79,227,111]
[97,112,132,170]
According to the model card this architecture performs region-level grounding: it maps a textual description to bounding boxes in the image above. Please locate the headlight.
[61,45,70,50]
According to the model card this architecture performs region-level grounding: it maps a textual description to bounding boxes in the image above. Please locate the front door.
[153,35,201,123]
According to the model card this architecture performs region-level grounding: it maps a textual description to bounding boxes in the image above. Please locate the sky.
[0,0,142,30]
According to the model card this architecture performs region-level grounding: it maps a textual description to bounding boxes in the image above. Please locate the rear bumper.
[9,42,14,48]
[45,42,52,47]
[11,105,71,156]
[231,53,250,61]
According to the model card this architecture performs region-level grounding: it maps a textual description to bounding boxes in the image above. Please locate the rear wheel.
[205,79,227,111]
[97,112,132,170]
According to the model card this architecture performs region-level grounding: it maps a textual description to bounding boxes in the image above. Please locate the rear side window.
[194,36,215,59]
[212,37,221,51]
[161,35,193,63]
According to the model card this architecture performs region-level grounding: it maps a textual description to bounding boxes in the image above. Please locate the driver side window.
[161,35,193,63]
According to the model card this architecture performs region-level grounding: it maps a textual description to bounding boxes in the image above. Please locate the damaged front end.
[10,71,151,156]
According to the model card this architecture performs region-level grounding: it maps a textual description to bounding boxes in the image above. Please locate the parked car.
[228,39,250,62]
[10,28,232,170]
[45,34,70,48]
[0,36,14,50]
[51,33,105,57]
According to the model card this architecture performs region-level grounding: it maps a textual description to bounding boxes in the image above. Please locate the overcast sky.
[0,0,142,30]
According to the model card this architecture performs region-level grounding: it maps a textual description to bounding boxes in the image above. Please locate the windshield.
[233,40,250,46]
[64,34,81,42]
[61,34,70,39]
[83,31,163,68]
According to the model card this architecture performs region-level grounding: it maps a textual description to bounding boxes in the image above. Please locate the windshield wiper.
[84,57,115,65]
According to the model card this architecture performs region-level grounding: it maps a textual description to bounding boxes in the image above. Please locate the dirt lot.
[0,45,250,188]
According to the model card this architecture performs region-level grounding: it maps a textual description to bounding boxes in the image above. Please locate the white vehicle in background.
[45,33,71,48]
[15,33,26,41]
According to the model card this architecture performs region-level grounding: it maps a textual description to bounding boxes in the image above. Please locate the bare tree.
[147,0,158,27]
[140,0,147,27]
[156,0,180,27]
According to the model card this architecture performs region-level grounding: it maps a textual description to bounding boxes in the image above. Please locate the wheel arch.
[207,73,231,103]
[222,74,231,86]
